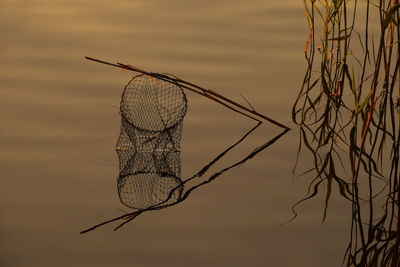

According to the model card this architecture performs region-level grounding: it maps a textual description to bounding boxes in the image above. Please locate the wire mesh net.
[80,57,292,234]
[116,74,187,209]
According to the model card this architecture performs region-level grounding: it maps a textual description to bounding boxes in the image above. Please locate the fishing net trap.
[80,57,290,233]
[117,74,187,210]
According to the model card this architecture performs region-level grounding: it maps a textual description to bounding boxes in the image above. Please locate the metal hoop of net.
[116,74,187,210]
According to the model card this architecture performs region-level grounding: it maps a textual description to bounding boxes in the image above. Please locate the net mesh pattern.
[116,74,187,209]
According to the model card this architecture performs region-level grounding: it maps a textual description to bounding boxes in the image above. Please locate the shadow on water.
[80,58,289,234]
[292,0,400,266]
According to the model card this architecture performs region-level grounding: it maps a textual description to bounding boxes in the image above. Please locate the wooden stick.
[85,56,290,130]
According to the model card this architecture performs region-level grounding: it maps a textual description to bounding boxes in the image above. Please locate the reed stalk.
[293,0,400,265]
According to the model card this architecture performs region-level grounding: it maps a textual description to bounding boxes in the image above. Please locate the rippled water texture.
[1,1,349,266]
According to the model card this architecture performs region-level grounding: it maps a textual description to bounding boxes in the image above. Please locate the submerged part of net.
[116,74,187,210]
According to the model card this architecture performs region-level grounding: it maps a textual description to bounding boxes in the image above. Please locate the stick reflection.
[81,123,288,234]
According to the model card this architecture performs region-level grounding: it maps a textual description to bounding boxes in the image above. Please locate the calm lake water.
[1,1,350,266]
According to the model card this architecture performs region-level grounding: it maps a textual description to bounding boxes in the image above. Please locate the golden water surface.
[0,1,350,266]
